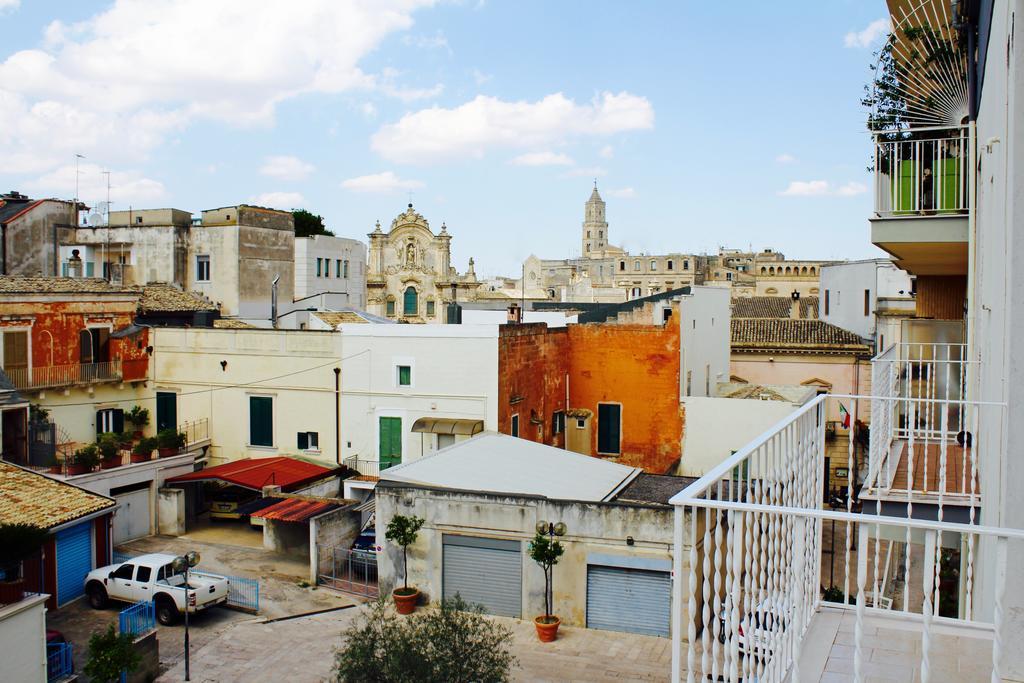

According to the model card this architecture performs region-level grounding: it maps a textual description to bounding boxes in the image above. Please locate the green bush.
[97,434,120,461]
[157,428,186,450]
[133,437,157,456]
[73,444,100,469]
[333,596,515,683]
[84,625,140,683]
[127,405,150,429]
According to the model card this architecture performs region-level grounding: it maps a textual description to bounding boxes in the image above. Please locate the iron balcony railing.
[668,393,1020,683]
[343,456,397,478]
[180,418,209,446]
[873,127,969,218]
[5,360,123,391]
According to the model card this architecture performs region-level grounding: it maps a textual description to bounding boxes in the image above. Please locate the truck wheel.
[87,583,108,609]
[155,596,179,625]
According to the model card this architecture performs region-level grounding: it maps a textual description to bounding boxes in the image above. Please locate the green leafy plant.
[385,514,425,594]
[73,444,100,470]
[0,523,49,581]
[84,624,141,683]
[97,434,120,461]
[133,437,157,456]
[157,428,186,450]
[292,209,334,238]
[333,596,515,683]
[127,405,150,429]
[528,531,565,624]
[29,404,50,427]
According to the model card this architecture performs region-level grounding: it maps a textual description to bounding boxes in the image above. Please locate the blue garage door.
[56,523,93,606]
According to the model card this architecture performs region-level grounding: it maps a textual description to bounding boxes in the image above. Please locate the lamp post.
[171,550,201,681]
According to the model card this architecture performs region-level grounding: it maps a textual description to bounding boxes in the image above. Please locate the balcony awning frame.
[410,417,484,436]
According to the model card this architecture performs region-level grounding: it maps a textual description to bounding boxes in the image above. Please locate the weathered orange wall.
[498,321,682,473]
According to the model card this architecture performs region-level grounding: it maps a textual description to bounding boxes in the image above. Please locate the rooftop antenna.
[74,153,85,226]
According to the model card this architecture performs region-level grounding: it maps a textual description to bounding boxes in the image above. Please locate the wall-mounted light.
[220,360,228,371]
[145,345,154,356]
[626,536,635,546]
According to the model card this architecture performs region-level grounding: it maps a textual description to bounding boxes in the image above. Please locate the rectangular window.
[824,290,830,315]
[336,259,342,278]
[297,431,319,450]
[686,370,692,397]
[397,365,412,387]
[552,411,565,435]
[3,330,28,372]
[379,416,402,467]
[705,364,711,396]
[96,408,124,436]
[386,300,396,317]
[426,300,435,317]
[324,259,330,277]
[196,255,211,282]
[80,328,110,364]
[343,260,350,278]
[316,258,322,277]
[597,403,621,454]
[864,289,870,316]
[156,392,177,432]
[510,414,520,438]
[576,417,586,429]
[249,396,273,447]
[135,565,152,582]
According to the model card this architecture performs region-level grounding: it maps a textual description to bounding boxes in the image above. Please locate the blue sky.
[0,0,890,277]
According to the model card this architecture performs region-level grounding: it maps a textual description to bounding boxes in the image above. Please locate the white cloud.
[599,145,614,159]
[375,67,444,102]
[0,1,434,175]
[509,151,574,166]
[361,102,378,118]
[341,171,424,193]
[372,91,654,163]
[259,155,315,182]
[0,0,20,13]
[249,191,305,209]
[607,187,636,199]
[775,153,797,164]
[402,30,450,53]
[24,163,166,206]
[778,180,867,197]
[844,18,890,48]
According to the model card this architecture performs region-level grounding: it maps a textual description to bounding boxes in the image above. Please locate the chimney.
[790,290,801,319]
[507,301,523,324]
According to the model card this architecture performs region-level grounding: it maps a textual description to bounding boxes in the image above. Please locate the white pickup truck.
[84,553,230,625]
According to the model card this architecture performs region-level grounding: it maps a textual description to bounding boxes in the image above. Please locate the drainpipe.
[1,223,6,275]
[271,274,280,329]
[334,367,342,466]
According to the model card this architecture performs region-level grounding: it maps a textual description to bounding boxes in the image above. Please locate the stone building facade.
[365,204,479,322]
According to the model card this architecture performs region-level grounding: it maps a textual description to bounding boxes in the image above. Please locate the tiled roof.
[731,296,819,319]
[314,311,370,327]
[250,498,340,522]
[0,462,114,529]
[213,319,257,329]
[0,276,136,295]
[731,318,869,353]
[139,283,218,312]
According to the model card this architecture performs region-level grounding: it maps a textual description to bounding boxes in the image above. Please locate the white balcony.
[343,456,397,479]
[669,394,1020,683]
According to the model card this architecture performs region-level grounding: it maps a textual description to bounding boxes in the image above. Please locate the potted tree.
[528,529,565,642]
[68,444,99,475]
[385,514,425,615]
[127,405,149,439]
[157,428,186,457]
[0,523,49,605]
[98,434,122,470]
[131,436,157,464]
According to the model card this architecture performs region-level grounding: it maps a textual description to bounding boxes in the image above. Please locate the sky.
[0,0,892,278]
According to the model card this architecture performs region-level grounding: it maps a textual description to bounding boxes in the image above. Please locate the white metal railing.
[180,418,209,446]
[669,393,1018,683]
[4,360,123,390]
[873,128,969,217]
[343,456,397,478]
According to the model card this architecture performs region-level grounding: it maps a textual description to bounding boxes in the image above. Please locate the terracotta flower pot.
[534,615,560,642]
[132,430,144,440]
[66,462,89,475]
[0,579,25,605]
[48,463,62,474]
[158,447,179,458]
[392,588,420,615]
[101,457,122,470]
[130,451,152,464]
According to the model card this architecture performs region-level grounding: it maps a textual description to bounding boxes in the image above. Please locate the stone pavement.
[157,603,672,682]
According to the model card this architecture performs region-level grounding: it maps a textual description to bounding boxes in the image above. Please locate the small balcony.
[5,360,123,391]
[870,127,970,276]
[668,393,1019,683]
[343,456,397,479]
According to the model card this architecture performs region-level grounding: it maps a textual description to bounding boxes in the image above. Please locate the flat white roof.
[380,432,641,502]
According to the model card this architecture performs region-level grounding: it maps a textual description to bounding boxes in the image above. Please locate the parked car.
[209,487,258,520]
[84,553,230,625]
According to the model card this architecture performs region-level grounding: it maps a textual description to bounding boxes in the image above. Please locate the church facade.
[365,204,479,322]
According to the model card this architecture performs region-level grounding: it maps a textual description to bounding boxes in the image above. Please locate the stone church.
[365,203,479,322]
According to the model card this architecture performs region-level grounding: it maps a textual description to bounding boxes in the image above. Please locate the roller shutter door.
[56,523,93,606]
[112,488,150,544]
[442,535,521,618]
[586,565,671,637]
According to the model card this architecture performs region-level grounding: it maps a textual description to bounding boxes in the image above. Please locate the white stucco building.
[820,258,915,348]
[293,235,367,310]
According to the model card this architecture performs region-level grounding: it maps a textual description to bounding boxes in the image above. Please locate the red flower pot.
[393,588,420,615]
[132,430,144,440]
[101,457,122,470]
[130,451,152,464]
[66,462,89,475]
[158,447,179,458]
[534,616,560,642]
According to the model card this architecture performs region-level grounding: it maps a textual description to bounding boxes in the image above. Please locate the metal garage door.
[113,488,150,544]
[442,535,521,618]
[56,523,93,606]
[586,565,671,637]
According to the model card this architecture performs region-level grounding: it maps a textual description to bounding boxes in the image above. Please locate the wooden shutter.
[249,397,273,446]
[3,331,27,371]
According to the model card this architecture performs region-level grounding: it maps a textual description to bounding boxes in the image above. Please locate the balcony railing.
[873,128,969,218]
[180,418,209,446]
[669,393,1020,683]
[343,456,397,478]
[5,360,123,391]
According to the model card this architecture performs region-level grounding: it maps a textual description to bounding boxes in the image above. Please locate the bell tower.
[581,182,608,257]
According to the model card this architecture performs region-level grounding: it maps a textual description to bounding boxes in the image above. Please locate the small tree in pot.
[528,529,565,642]
[385,514,425,614]
[68,444,99,475]
[0,522,49,605]
[98,434,122,469]
[127,405,149,439]
[131,436,157,463]
[157,428,186,457]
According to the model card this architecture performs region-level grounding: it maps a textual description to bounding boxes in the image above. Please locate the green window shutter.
[113,409,125,434]
[156,392,177,432]
[403,287,417,315]
[398,366,411,386]
[250,396,273,446]
[379,417,401,465]
[297,432,308,450]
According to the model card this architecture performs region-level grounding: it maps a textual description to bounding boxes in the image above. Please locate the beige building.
[365,204,479,322]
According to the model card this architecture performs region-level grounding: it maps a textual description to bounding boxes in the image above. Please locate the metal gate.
[28,419,56,468]
[586,565,671,637]
[442,535,521,617]
[56,523,93,606]
[318,548,378,598]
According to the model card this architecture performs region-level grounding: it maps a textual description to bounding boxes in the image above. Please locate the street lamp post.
[171,550,201,681]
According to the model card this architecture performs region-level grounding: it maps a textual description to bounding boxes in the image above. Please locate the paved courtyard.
[157,604,672,683]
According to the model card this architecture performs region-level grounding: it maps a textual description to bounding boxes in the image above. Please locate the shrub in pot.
[157,428,186,457]
[131,437,157,463]
[127,405,150,439]
[98,434,122,469]
[385,514,425,614]
[68,444,99,475]
[528,529,565,642]
[0,523,49,605]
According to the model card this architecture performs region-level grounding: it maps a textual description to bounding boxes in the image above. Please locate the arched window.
[760,267,767,274]
[630,287,642,298]
[785,266,792,274]
[403,286,418,316]
[801,266,808,275]
[810,266,816,275]
[633,260,641,271]
[769,267,776,275]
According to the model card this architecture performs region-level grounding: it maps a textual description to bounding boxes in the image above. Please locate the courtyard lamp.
[171,550,201,681]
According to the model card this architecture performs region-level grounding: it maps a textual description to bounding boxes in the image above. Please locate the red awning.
[166,457,334,492]
[250,498,339,523]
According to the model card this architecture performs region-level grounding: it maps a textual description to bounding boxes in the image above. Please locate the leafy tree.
[84,625,141,683]
[385,514,425,594]
[0,523,49,580]
[334,596,516,683]
[528,530,564,623]
[292,209,334,238]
